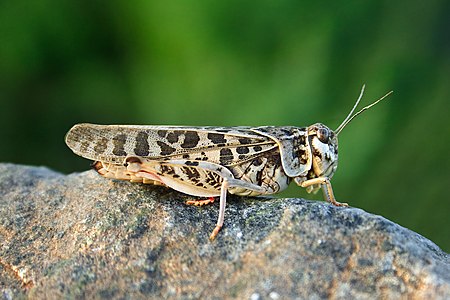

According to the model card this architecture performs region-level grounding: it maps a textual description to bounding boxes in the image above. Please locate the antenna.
[335,85,393,136]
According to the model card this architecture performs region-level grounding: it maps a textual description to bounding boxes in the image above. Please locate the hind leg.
[209,177,267,240]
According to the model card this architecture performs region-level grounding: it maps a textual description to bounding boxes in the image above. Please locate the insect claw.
[330,200,349,207]
[209,225,222,241]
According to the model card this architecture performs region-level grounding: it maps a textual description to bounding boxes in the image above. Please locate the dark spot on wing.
[167,131,181,143]
[185,161,199,166]
[157,141,176,155]
[82,129,95,144]
[94,137,108,154]
[134,131,150,156]
[181,131,200,149]
[80,141,90,153]
[200,152,209,161]
[157,130,167,138]
[219,148,233,165]
[253,145,263,152]
[238,137,252,144]
[236,146,250,154]
[113,134,127,156]
[207,133,226,144]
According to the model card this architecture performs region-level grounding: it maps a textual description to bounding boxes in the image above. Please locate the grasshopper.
[65,85,392,239]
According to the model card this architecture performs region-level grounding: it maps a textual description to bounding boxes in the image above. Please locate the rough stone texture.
[0,163,449,299]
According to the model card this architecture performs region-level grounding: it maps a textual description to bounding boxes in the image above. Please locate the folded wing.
[65,123,276,165]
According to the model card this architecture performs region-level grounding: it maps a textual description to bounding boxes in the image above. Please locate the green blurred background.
[1,1,449,251]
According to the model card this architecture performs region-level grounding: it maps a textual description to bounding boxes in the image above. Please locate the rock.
[0,163,449,299]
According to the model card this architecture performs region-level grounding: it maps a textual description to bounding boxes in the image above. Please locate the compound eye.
[317,128,330,143]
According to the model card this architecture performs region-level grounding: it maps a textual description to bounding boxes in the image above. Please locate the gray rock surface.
[0,163,449,299]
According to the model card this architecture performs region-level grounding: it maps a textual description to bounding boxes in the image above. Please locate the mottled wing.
[251,126,312,177]
[65,123,277,165]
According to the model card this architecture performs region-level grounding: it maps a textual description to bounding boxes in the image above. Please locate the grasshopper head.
[306,86,392,181]
[300,86,392,194]
[307,123,339,179]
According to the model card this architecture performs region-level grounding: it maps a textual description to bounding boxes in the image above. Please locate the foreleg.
[295,177,348,207]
